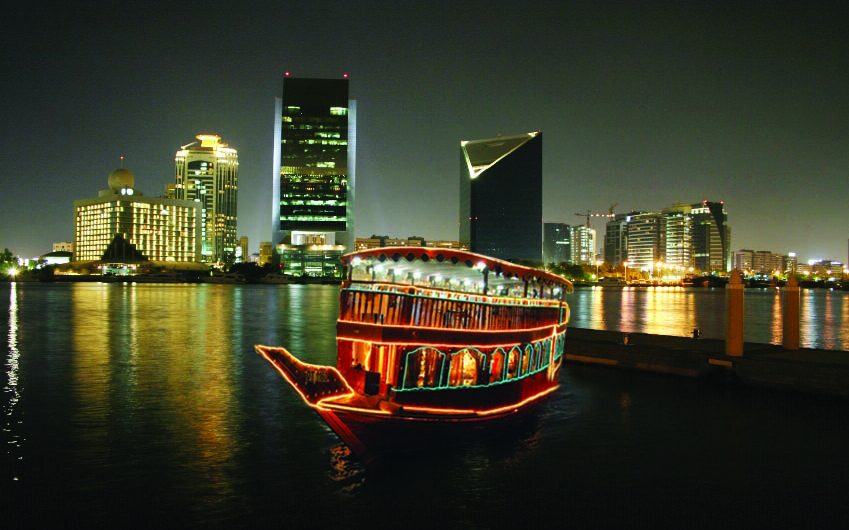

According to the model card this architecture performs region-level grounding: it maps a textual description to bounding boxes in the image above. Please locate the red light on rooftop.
[284,70,291,77]
[342,72,349,79]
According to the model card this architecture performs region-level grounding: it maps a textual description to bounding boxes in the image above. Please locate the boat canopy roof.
[342,247,573,300]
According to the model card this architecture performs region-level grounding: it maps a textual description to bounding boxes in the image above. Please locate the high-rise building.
[174,134,239,264]
[74,168,200,262]
[734,249,755,271]
[459,132,542,263]
[691,200,730,273]
[604,214,630,267]
[661,203,693,269]
[570,225,596,265]
[625,212,661,273]
[238,235,249,263]
[272,74,356,277]
[543,223,571,265]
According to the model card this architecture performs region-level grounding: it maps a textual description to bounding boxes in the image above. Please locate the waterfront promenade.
[566,327,849,397]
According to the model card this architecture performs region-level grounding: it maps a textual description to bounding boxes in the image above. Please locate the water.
[569,285,849,350]
[2,282,849,528]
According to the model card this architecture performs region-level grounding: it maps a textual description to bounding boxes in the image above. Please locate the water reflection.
[570,286,849,349]
[70,283,240,507]
[5,283,22,479]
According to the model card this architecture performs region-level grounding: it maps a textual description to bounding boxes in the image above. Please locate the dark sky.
[2,1,847,262]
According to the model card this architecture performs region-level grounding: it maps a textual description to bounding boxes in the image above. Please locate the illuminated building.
[40,251,72,265]
[625,212,661,273]
[543,223,571,266]
[734,249,754,271]
[272,74,356,277]
[570,225,596,265]
[258,242,274,267]
[74,168,201,262]
[52,241,74,253]
[460,132,542,263]
[174,134,239,264]
[661,203,693,269]
[691,200,730,273]
[238,236,249,263]
[355,235,428,250]
[426,240,467,250]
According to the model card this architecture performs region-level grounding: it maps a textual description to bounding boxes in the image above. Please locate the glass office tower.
[272,75,356,277]
[459,132,542,263]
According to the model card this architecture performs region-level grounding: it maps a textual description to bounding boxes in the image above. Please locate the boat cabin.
[335,248,573,409]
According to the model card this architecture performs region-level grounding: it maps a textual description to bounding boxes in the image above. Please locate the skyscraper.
[174,134,238,264]
[661,203,693,269]
[625,212,661,273]
[272,74,356,276]
[570,225,596,265]
[604,213,630,267]
[691,200,730,273]
[543,223,571,265]
[459,132,542,263]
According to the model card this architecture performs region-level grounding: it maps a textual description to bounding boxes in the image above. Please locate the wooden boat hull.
[256,344,560,463]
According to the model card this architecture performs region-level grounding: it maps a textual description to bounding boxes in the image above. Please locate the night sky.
[2,1,847,262]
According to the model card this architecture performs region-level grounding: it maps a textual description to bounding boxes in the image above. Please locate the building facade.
[543,223,571,266]
[459,132,542,263]
[238,235,249,263]
[52,241,74,254]
[604,214,630,267]
[570,225,596,265]
[74,168,201,262]
[624,212,661,273]
[661,203,693,269]
[272,75,356,277]
[691,200,730,273]
[174,134,238,264]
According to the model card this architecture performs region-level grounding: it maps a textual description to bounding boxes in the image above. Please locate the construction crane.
[575,203,618,230]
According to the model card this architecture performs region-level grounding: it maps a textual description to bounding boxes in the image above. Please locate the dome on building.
[108,168,135,192]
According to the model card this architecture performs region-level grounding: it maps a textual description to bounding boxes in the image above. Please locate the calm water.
[3,283,849,528]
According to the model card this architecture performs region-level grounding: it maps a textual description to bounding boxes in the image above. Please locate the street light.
[623,261,629,283]
[595,260,603,280]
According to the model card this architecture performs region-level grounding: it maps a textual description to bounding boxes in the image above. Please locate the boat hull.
[256,344,560,463]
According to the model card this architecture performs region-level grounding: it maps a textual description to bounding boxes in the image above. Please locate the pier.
[565,328,849,398]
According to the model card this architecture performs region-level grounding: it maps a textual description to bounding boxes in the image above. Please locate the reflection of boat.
[256,247,573,462]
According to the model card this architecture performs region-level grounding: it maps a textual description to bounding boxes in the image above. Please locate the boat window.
[538,340,550,369]
[402,348,445,389]
[447,349,484,387]
[506,347,521,379]
[522,345,533,375]
[489,349,505,383]
[351,341,371,369]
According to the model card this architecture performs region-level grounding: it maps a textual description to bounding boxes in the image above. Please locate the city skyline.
[1,2,847,261]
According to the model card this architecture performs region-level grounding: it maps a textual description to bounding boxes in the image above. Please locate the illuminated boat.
[255,247,573,461]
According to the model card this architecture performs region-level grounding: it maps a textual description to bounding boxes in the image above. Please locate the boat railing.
[339,285,564,331]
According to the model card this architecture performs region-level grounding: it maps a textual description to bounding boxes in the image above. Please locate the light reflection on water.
[1,282,848,528]
[4,282,22,481]
[569,286,849,350]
